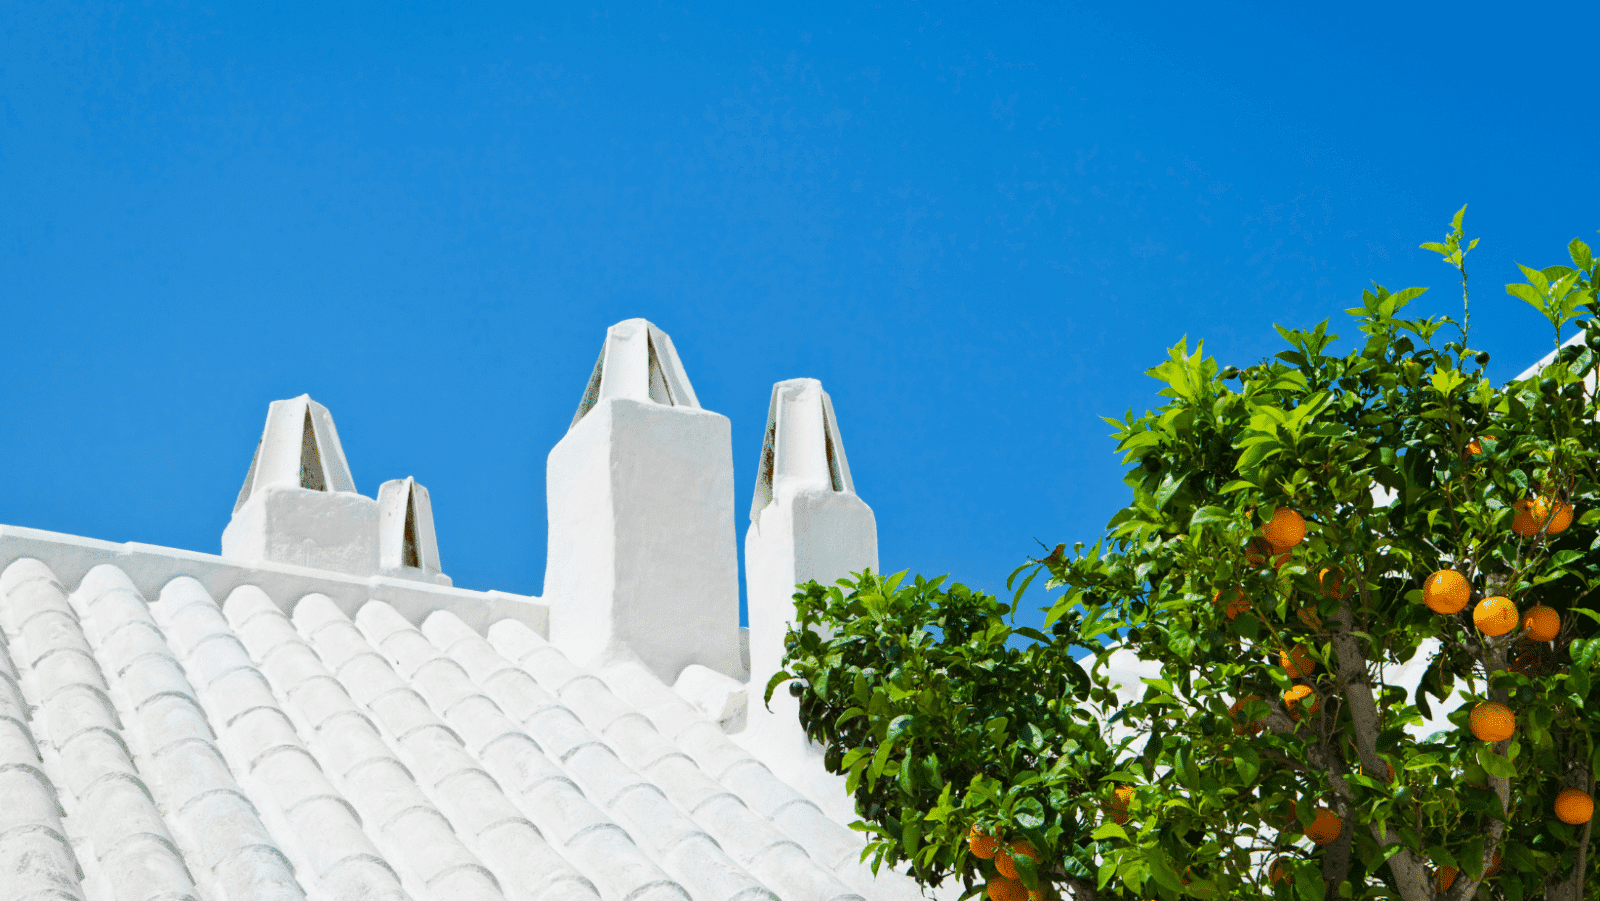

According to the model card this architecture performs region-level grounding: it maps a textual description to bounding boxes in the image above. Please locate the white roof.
[0,528,926,901]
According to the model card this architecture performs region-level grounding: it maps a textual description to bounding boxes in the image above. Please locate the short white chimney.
[745,378,878,685]
[377,477,451,586]
[543,319,743,684]
[222,395,379,575]
[738,378,878,821]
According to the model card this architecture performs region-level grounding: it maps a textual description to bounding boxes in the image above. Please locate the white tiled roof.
[0,538,920,901]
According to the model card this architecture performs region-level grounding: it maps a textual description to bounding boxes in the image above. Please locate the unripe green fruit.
[1476,351,1491,365]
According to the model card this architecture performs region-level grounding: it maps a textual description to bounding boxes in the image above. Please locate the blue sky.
[3,2,1597,630]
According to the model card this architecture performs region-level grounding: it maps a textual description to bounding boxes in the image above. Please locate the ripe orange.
[1547,501,1574,534]
[1283,685,1318,720]
[987,877,1027,901]
[1474,596,1519,636]
[1513,498,1553,537]
[1280,646,1316,679]
[1229,697,1265,736]
[1318,567,1353,600]
[968,824,1000,859]
[1245,539,1291,569]
[996,841,1038,880]
[1263,507,1306,550]
[1466,437,1483,456]
[1215,588,1250,621]
[1556,789,1595,825]
[1305,807,1342,845]
[1436,866,1458,892]
[1523,605,1560,642]
[1469,702,1515,742]
[1423,570,1471,614]
[1268,859,1289,885]
[1107,785,1136,824]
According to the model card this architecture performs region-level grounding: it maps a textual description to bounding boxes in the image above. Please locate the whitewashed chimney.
[377,477,451,586]
[222,395,380,575]
[737,377,878,821]
[544,319,743,684]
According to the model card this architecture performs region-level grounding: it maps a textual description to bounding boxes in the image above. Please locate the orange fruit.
[1547,501,1574,534]
[1466,438,1483,456]
[996,841,1038,880]
[1423,570,1471,614]
[1245,539,1291,569]
[1229,697,1265,736]
[987,877,1027,901]
[1513,498,1553,536]
[1280,646,1316,679]
[1436,865,1458,892]
[968,824,1000,859]
[1474,596,1519,636]
[1283,685,1317,720]
[1268,858,1289,885]
[1523,605,1560,642]
[1215,588,1250,621]
[1469,702,1515,742]
[1318,567,1353,600]
[1305,807,1342,845]
[1262,507,1306,550]
[1556,789,1594,825]
[1107,785,1135,824]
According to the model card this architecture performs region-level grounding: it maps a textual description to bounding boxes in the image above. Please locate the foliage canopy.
[770,213,1600,901]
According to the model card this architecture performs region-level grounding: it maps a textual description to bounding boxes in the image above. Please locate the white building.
[0,319,939,901]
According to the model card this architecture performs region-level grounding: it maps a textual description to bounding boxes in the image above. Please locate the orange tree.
[770,216,1600,901]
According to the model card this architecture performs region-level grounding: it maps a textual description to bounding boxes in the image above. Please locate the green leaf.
[763,670,792,708]
[1233,747,1261,783]
[1478,743,1517,779]
[1571,237,1594,271]
[1092,823,1130,841]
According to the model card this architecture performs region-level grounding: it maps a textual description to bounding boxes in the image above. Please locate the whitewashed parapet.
[544,319,743,684]
[0,525,546,638]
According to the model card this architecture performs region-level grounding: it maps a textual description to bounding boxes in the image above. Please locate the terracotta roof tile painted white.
[0,319,946,901]
[0,550,928,901]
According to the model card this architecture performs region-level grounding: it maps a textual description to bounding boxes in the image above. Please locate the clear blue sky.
[4,2,1597,630]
